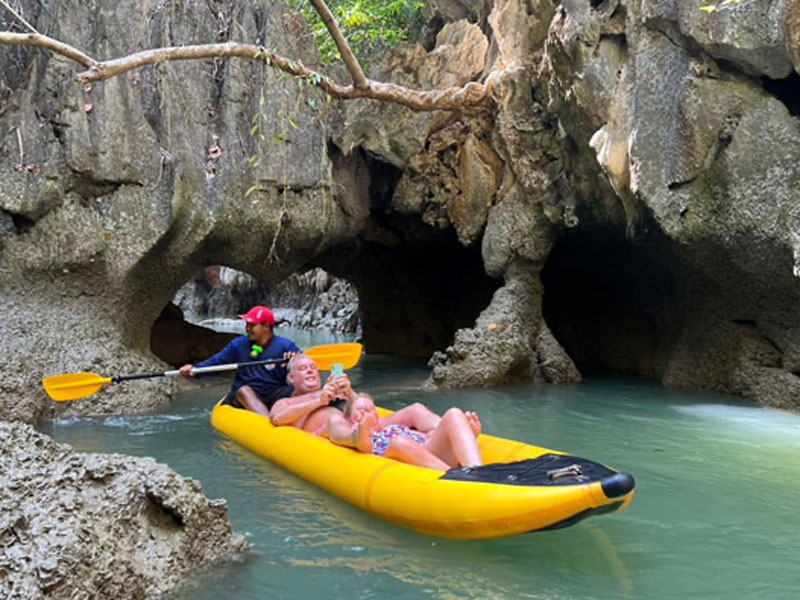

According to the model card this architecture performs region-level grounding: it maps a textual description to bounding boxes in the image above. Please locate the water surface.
[40,352,800,599]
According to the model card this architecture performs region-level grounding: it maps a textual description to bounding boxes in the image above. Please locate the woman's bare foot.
[355,411,378,453]
[465,411,482,437]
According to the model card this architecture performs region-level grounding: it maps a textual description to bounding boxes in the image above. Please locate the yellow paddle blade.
[42,372,113,402]
[305,343,363,371]
[42,342,363,402]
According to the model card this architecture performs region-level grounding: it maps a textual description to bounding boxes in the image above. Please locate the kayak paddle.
[43,342,363,402]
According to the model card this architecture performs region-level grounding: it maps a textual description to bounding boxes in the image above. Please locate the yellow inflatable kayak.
[210,401,635,540]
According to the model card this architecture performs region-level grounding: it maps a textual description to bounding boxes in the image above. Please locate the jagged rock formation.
[532,0,800,408]
[1,0,799,419]
[0,421,247,599]
[173,266,361,335]
[0,0,369,422]
[338,0,800,407]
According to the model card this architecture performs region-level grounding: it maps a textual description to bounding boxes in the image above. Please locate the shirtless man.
[269,354,355,432]
[270,354,448,437]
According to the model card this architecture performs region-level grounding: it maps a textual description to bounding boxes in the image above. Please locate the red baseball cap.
[239,305,275,325]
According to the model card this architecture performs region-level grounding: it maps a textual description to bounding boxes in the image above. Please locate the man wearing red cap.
[179,305,300,415]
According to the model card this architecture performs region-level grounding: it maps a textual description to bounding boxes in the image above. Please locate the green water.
[39,350,800,599]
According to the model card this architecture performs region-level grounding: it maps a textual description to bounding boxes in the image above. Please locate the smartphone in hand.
[331,363,344,378]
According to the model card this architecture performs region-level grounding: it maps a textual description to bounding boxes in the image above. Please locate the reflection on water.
[38,358,800,600]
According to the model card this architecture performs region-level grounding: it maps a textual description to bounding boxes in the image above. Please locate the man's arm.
[179,338,240,377]
[269,392,324,425]
[269,380,336,426]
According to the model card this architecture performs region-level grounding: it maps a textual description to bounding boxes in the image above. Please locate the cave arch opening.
[149,265,361,367]
[540,228,678,377]
[316,152,503,360]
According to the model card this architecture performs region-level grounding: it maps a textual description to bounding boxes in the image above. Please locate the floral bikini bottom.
[370,424,427,456]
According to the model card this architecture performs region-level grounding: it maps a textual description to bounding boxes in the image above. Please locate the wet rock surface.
[0,421,248,599]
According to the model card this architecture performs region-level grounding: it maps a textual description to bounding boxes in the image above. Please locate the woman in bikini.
[320,393,483,470]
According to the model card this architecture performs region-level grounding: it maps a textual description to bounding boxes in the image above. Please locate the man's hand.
[320,380,337,406]
[178,364,195,377]
[333,374,356,401]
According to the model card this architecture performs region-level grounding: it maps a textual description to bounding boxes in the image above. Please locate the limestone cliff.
[1,0,799,419]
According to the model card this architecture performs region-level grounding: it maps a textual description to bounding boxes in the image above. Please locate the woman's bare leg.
[385,436,450,470]
[424,408,483,467]
[381,402,441,433]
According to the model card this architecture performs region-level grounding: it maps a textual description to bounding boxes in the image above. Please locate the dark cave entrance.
[338,230,500,358]
[540,228,678,377]
[312,212,501,359]
[313,152,502,359]
[761,70,800,118]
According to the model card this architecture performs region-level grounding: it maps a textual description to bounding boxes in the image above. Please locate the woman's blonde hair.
[344,393,374,418]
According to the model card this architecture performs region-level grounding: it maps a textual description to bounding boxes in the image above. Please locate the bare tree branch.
[73,42,321,84]
[308,0,367,90]
[1,0,494,115]
[346,80,492,113]
[0,32,95,67]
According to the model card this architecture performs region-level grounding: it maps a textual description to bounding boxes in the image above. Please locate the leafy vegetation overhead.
[288,0,426,64]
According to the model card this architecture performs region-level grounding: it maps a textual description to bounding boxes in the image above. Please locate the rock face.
[173,266,361,335]
[1,0,800,417]
[0,0,371,422]
[0,421,247,599]
[534,0,800,408]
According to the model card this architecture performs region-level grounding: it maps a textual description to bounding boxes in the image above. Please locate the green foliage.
[699,0,743,13]
[287,0,426,64]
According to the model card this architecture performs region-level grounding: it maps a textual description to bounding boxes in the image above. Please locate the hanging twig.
[16,126,23,166]
[0,0,38,33]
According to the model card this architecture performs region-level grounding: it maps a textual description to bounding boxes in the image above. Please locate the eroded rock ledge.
[0,421,247,599]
